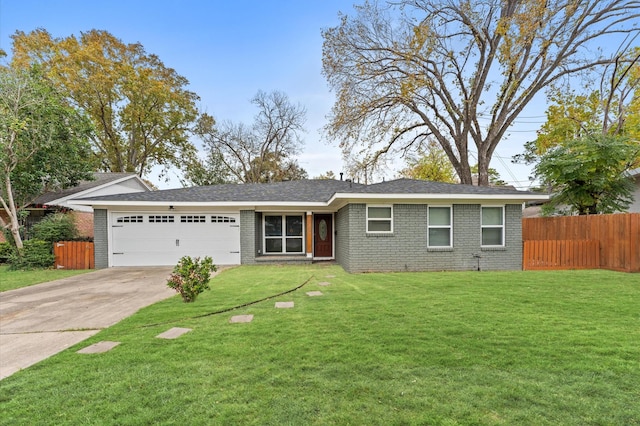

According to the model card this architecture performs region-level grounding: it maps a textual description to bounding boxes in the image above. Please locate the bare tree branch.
[323,0,640,185]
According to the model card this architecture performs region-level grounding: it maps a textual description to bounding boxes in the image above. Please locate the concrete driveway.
[0,267,176,380]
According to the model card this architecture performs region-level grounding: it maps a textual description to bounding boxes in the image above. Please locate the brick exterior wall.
[93,209,109,269]
[334,205,351,271]
[255,212,263,256]
[336,203,523,273]
[240,210,256,264]
[71,211,94,238]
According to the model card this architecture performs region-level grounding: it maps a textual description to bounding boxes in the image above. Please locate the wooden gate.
[54,241,94,270]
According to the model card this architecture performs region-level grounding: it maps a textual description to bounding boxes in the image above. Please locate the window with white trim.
[428,206,452,247]
[366,205,393,233]
[481,206,505,246]
[264,214,304,254]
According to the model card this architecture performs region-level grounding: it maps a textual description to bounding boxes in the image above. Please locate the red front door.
[314,214,333,258]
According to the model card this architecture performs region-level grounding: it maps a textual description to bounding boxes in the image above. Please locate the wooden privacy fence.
[523,240,600,270]
[54,241,94,270]
[522,213,640,272]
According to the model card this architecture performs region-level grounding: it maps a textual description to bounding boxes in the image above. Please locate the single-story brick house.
[71,178,545,272]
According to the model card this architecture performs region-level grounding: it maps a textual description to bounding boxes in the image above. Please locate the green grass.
[1,265,638,425]
[0,265,92,292]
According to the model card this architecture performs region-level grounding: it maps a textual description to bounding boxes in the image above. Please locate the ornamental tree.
[535,134,637,215]
[0,66,94,249]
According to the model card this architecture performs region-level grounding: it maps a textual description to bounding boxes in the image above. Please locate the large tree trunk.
[476,151,491,187]
[455,163,473,185]
[2,176,24,250]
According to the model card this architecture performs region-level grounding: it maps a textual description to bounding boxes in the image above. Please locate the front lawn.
[0,266,638,425]
[0,265,92,292]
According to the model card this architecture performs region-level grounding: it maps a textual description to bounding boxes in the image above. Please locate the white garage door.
[111,212,240,267]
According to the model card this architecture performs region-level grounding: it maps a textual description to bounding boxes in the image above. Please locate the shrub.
[8,239,55,270]
[0,242,15,264]
[29,213,78,243]
[167,256,217,303]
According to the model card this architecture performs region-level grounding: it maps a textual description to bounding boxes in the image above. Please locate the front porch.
[255,255,313,265]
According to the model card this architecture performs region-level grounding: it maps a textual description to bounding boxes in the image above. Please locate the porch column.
[306,212,313,258]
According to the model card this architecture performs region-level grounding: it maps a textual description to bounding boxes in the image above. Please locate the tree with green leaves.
[0,66,94,249]
[10,29,199,180]
[322,0,640,185]
[399,141,457,183]
[515,47,640,166]
[194,91,308,183]
[535,135,637,215]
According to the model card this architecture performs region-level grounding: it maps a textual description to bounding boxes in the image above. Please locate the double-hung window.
[264,214,304,254]
[428,206,452,247]
[481,206,505,246]
[366,205,393,233]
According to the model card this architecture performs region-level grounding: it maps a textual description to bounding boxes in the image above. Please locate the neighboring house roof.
[72,178,547,208]
[31,173,152,210]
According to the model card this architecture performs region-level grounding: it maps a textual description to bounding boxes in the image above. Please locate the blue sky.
[1,0,541,189]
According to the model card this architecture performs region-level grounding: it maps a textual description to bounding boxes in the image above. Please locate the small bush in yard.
[29,213,78,243]
[167,256,217,302]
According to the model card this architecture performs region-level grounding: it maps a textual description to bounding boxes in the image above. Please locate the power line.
[476,114,547,119]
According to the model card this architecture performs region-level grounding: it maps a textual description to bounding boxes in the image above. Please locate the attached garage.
[110,212,240,266]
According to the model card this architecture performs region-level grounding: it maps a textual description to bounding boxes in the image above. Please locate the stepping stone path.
[77,341,120,354]
[156,327,192,339]
[78,283,331,354]
[325,275,336,278]
[230,314,254,323]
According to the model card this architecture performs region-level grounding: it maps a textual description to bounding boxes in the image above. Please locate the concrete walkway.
[0,267,175,380]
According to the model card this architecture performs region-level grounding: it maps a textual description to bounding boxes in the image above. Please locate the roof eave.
[68,200,329,208]
[70,192,549,209]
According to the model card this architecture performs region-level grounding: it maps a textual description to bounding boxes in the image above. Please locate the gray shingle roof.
[76,178,539,204]
[77,179,366,203]
[365,178,527,195]
[32,173,140,205]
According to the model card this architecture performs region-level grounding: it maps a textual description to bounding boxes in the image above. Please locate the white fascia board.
[58,175,150,206]
[68,200,328,208]
[68,192,548,209]
[328,192,549,204]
